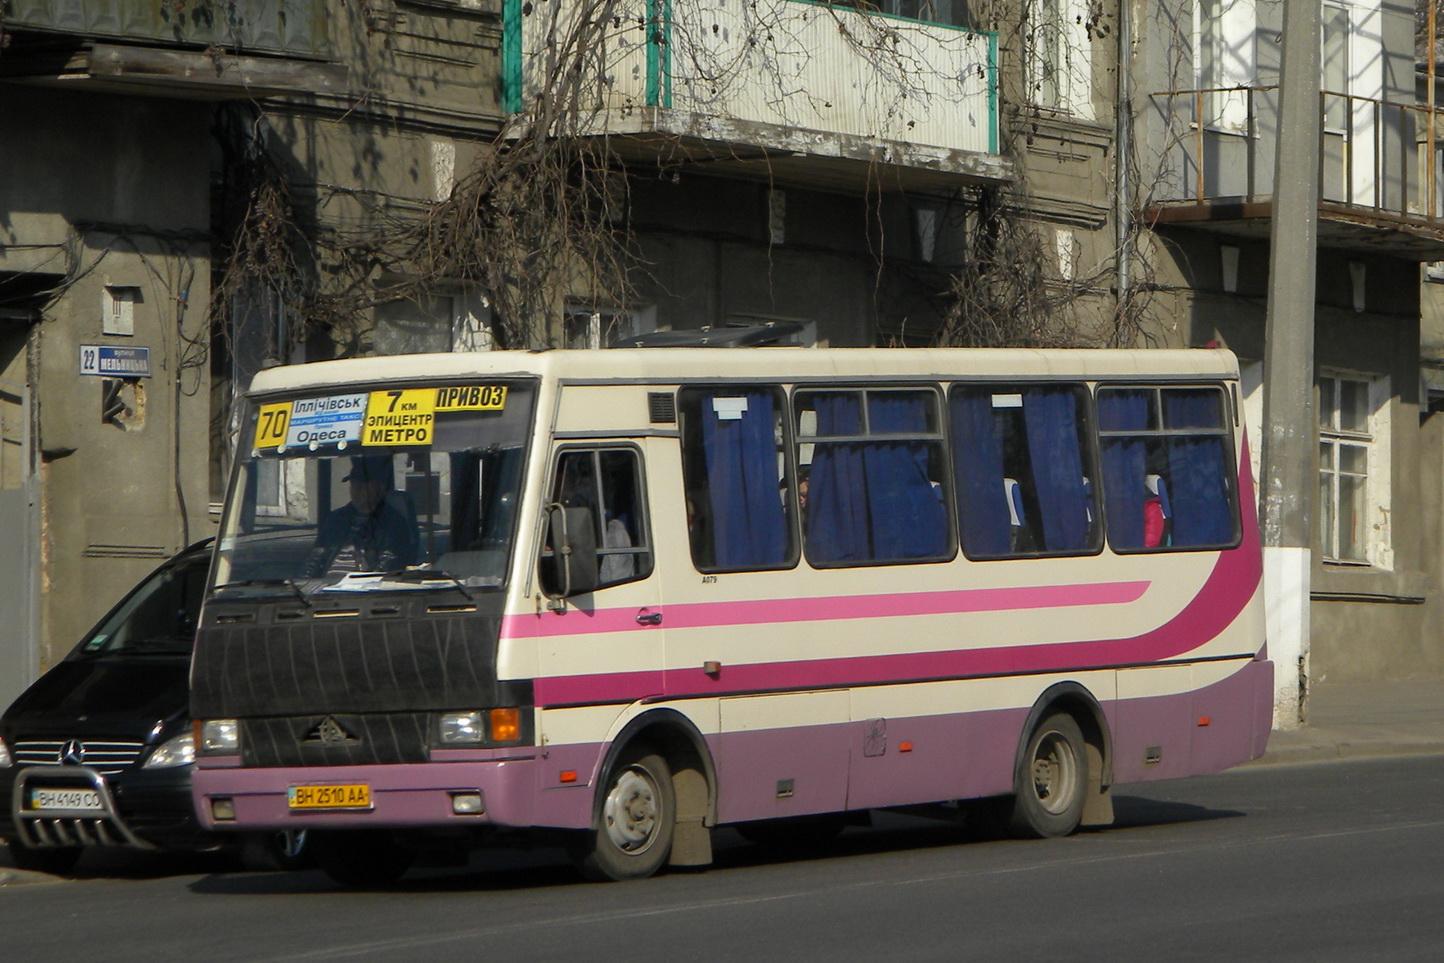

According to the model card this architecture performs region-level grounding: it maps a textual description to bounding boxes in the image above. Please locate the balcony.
[0,0,343,98]
[503,0,1010,193]
[1148,86,1444,259]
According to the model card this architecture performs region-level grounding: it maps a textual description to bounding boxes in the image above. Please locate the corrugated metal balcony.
[503,0,1010,193]
[1148,85,1444,259]
[0,0,343,98]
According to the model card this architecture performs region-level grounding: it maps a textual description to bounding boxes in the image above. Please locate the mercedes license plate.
[29,788,102,811]
[287,784,371,810]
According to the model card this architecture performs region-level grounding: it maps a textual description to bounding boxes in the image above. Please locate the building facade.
[3,1,1442,718]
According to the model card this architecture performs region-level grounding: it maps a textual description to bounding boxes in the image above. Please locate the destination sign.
[363,389,435,446]
[253,385,508,450]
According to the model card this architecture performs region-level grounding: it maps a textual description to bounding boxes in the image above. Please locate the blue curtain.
[1163,390,1235,546]
[1022,389,1090,552]
[865,393,948,559]
[949,391,1011,555]
[1099,389,1150,549]
[807,394,870,562]
[701,390,788,567]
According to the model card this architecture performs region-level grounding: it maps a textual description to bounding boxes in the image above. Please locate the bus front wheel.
[570,746,675,881]
[1007,712,1088,839]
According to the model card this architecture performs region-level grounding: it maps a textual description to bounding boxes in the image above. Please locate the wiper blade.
[215,578,312,607]
[381,568,475,600]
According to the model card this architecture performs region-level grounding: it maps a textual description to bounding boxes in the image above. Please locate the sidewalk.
[1253,679,1444,766]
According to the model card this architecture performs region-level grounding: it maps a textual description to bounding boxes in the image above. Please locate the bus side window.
[950,384,1098,558]
[796,388,951,566]
[679,387,795,572]
[542,448,652,592]
[1097,385,1236,551]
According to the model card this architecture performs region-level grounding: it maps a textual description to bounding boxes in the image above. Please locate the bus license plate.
[287,784,372,810]
[29,788,102,811]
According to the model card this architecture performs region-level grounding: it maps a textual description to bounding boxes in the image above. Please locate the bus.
[190,345,1272,886]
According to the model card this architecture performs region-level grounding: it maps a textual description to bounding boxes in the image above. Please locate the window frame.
[1317,372,1374,565]
[678,385,801,575]
[541,443,654,591]
[793,383,955,569]
[948,381,1104,561]
[1095,382,1241,555]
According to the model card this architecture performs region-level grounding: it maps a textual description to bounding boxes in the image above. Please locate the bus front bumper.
[192,756,594,833]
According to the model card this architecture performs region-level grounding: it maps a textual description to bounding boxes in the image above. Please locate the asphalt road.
[3,756,1442,962]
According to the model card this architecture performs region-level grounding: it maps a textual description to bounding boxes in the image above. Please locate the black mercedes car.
[0,540,304,874]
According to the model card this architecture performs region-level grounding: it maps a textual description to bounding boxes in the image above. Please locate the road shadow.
[184,797,1247,895]
[1109,793,1246,830]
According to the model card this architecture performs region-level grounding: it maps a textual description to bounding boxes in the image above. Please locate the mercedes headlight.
[143,732,196,769]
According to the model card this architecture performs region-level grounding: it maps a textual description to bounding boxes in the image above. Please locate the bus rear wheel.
[1007,712,1088,839]
[570,746,675,881]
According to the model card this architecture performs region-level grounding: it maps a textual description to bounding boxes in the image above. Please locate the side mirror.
[544,504,599,603]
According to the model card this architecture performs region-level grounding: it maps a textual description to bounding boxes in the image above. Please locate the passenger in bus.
[301,455,419,577]
[1144,474,1172,548]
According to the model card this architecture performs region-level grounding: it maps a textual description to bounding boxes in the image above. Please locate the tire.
[569,747,675,882]
[1006,711,1088,839]
[7,841,82,876]
[239,828,312,871]
[311,830,414,888]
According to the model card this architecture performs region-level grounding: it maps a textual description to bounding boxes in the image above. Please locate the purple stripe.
[505,580,1149,641]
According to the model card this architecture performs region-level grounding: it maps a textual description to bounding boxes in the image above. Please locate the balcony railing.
[1152,85,1444,228]
[3,0,330,59]
[504,0,1000,167]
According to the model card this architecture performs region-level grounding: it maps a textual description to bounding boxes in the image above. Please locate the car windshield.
[213,380,536,598]
[81,554,209,656]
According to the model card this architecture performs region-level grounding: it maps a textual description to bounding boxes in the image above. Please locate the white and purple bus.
[191,345,1272,885]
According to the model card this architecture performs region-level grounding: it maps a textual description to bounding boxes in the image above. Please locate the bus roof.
[246,347,1241,398]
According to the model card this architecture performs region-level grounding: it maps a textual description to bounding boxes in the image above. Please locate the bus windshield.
[213,381,536,597]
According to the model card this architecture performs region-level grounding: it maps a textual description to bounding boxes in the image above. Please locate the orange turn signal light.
[898,741,914,753]
[560,770,578,784]
[1197,716,1211,727]
[490,707,521,743]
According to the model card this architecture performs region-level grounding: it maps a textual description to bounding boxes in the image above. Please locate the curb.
[1248,729,1444,768]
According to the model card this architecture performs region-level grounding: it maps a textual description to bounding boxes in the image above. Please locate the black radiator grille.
[241,713,431,768]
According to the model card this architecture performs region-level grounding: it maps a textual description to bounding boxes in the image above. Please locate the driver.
[302,455,418,577]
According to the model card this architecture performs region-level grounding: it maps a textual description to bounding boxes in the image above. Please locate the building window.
[562,303,655,349]
[1194,0,1256,132]
[1321,0,1350,132]
[872,1,972,28]
[1026,0,1092,119]
[1318,374,1375,563]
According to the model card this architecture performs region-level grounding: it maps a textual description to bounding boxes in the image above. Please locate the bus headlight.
[438,711,485,745]
[0,736,11,768]
[143,732,196,769]
[198,719,240,754]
